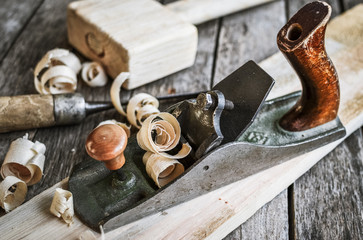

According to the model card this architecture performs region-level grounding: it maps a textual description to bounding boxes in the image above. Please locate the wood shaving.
[50,188,74,226]
[34,48,81,94]
[97,119,131,138]
[0,176,27,212]
[79,226,104,240]
[110,73,160,128]
[110,72,130,116]
[1,134,46,186]
[81,62,108,87]
[127,93,160,128]
[137,113,191,159]
[142,152,184,188]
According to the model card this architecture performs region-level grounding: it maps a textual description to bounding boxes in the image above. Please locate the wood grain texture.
[67,0,198,89]
[287,0,341,18]
[277,2,340,131]
[133,20,219,98]
[213,0,286,85]
[293,130,363,239]
[0,95,55,133]
[166,0,276,25]
[224,191,289,240]
[0,0,43,62]
[215,1,289,238]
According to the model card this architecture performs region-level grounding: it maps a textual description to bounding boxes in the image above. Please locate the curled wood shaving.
[110,72,130,116]
[79,226,104,240]
[110,73,160,128]
[34,48,81,94]
[0,176,27,212]
[50,188,74,226]
[143,152,184,188]
[137,113,191,159]
[1,134,46,186]
[127,93,160,128]
[97,119,131,138]
[81,62,108,87]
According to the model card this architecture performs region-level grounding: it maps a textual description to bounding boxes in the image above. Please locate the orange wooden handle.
[277,1,339,131]
[85,124,128,170]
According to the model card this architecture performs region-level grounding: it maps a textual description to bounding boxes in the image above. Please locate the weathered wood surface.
[0,0,362,239]
[294,129,363,239]
[215,1,290,239]
[165,0,276,25]
[0,0,43,62]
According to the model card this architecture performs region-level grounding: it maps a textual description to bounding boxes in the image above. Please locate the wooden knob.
[85,124,128,170]
[277,1,339,131]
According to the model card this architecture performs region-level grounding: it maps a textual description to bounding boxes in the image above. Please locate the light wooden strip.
[166,0,276,25]
[0,4,362,240]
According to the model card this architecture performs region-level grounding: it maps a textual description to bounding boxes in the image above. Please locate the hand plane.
[69,1,346,232]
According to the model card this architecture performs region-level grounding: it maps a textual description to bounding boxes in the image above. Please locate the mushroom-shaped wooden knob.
[85,124,128,170]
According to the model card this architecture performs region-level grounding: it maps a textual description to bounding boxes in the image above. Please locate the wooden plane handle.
[166,0,275,25]
[277,1,340,132]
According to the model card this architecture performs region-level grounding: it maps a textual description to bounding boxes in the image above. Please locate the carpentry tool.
[67,0,276,89]
[0,92,201,133]
[68,1,346,232]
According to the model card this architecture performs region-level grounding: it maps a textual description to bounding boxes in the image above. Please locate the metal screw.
[224,100,234,110]
[197,93,213,110]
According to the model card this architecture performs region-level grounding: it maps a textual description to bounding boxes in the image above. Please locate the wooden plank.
[166,0,276,25]
[133,19,219,98]
[213,1,289,239]
[224,191,289,240]
[287,0,342,18]
[0,0,43,62]
[213,0,286,84]
[293,129,363,239]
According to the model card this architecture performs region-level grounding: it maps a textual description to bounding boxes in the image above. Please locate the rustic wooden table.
[0,0,362,239]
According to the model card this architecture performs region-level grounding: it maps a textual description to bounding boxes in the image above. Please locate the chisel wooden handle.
[0,94,88,133]
[277,1,339,131]
[0,95,56,133]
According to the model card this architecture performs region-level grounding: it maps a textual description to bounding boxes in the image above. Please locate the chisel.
[0,92,201,133]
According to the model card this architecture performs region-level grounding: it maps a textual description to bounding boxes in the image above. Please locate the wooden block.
[67,0,198,89]
[67,0,276,89]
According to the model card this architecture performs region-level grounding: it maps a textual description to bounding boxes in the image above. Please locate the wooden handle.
[85,124,128,170]
[166,0,275,25]
[0,95,56,133]
[277,1,339,131]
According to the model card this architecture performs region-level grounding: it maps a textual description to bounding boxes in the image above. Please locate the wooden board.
[294,130,363,239]
[0,4,362,240]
